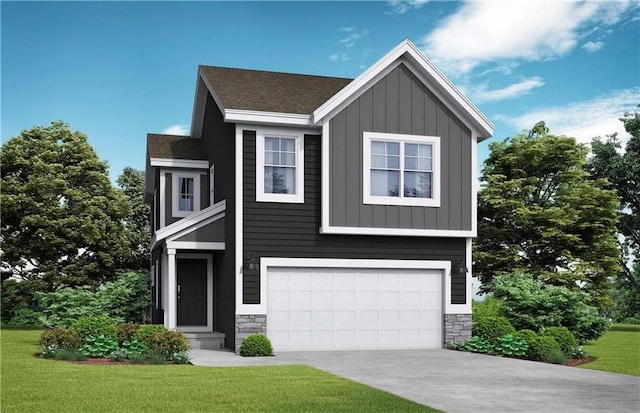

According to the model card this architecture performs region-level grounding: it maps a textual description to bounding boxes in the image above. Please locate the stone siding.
[444,313,472,346]
[235,314,267,353]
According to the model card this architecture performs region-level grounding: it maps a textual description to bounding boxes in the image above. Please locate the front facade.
[144,39,493,352]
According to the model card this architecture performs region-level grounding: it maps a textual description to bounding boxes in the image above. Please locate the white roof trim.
[152,200,226,248]
[149,158,209,169]
[312,39,494,139]
[224,109,314,127]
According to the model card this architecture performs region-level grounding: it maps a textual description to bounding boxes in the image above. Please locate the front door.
[177,258,208,326]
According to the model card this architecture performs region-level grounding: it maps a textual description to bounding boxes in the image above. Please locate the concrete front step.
[182,332,226,350]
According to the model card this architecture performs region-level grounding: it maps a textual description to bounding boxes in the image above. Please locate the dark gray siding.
[174,218,225,243]
[243,129,467,305]
[199,92,236,349]
[329,63,472,231]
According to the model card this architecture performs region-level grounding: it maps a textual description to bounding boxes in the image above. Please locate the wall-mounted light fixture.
[245,255,259,272]
[453,261,467,277]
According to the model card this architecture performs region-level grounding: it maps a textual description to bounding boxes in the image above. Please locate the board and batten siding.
[242,129,467,305]
[329,63,472,231]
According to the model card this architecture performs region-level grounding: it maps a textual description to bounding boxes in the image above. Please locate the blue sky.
[2,1,639,182]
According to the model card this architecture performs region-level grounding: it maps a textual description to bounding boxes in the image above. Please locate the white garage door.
[267,267,443,351]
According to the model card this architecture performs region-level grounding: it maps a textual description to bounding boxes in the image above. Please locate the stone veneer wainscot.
[235,314,267,353]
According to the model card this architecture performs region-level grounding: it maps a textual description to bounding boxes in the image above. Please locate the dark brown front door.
[177,258,208,326]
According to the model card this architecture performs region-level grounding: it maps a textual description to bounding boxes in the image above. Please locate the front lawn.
[579,324,640,376]
[1,329,440,412]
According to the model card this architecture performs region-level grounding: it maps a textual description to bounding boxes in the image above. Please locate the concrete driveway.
[190,349,640,413]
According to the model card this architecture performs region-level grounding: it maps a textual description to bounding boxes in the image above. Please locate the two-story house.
[144,39,493,352]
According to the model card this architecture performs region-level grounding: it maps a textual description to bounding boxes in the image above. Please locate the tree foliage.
[585,107,640,321]
[1,121,129,290]
[474,122,620,307]
[116,167,150,271]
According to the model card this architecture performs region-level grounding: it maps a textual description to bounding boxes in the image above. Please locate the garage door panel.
[267,267,443,351]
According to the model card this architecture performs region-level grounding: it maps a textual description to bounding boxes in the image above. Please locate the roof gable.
[313,39,493,140]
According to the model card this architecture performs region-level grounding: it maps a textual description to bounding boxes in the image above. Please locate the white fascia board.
[149,158,209,169]
[234,125,245,315]
[225,109,314,127]
[319,225,476,238]
[312,39,493,139]
[166,241,225,250]
[153,200,226,247]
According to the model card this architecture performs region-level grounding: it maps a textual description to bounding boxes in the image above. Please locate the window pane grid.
[370,140,433,199]
[178,177,194,211]
[264,136,297,195]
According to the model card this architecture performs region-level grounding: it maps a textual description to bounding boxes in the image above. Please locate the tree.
[116,167,150,271]
[474,122,620,308]
[1,121,129,291]
[586,107,640,321]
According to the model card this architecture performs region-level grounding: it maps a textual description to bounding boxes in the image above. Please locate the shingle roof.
[147,134,208,160]
[199,66,352,115]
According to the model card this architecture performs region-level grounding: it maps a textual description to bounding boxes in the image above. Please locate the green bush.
[79,335,120,358]
[491,272,610,343]
[72,315,118,341]
[472,316,515,344]
[121,339,149,358]
[55,349,87,362]
[171,351,191,365]
[4,307,43,327]
[96,272,150,323]
[472,296,503,321]
[139,330,189,360]
[449,336,493,353]
[549,349,568,365]
[39,327,82,350]
[37,287,101,328]
[115,322,140,345]
[527,335,561,362]
[134,324,167,343]
[493,334,528,357]
[107,349,128,362]
[40,345,60,359]
[514,329,538,346]
[540,326,578,355]
[1,279,41,326]
[240,334,273,357]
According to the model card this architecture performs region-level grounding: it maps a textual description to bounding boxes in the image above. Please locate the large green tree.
[586,107,640,320]
[474,122,620,308]
[116,167,150,271]
[1,121,129,291]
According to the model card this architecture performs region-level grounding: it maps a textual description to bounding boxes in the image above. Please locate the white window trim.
[172,173,201,217]
[255,128,304,203]
[363,131,440,207]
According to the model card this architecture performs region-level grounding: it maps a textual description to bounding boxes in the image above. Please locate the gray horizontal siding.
[329,63,473,231]
[243,129,467,305]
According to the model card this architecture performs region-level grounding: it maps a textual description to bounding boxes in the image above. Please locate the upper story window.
[256,129,304,203]
[363,132,440,207]
[172,172,201,217]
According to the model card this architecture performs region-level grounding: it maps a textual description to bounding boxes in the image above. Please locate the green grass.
[579,324,640,376]
[1,329,440,413]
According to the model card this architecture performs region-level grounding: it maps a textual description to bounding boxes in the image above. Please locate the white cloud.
[338,28,368,48]
[472,77,545,102]
[422,0,634,76]
[495,88,640,145]
[388,0,429,15]
[162,124,189,135]
[329,52,349,62]
[582,40,605,52]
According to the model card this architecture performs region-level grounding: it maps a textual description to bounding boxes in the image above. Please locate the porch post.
[167,248,177,329]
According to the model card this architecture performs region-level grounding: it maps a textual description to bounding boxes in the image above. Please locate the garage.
[266,266,443,351]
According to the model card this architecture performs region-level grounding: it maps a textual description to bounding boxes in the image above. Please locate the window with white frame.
[256,130,304,203]
[363,132,440,207]
[172,172,201,217]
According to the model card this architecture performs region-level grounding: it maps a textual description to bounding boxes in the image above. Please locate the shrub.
[130,353,147,364]
[40,345,60,359]
[514,329,538,346]
[449,336,493,354]
[96,272,150,323]
[36,287,101,328]
[472,296,503,321]
[4,307,43,327]
[571,346,591,359]
[491,272,610,342]
[549,349,568,365]
[79,335,120,358]
[493,334,528,357]
[140,330,189,360]
[39,327,82,350]
[56,349,87,362]
[472,316,515,344]
[72,315,118,341]
[171,351,191,365]
[527,335,561,362]
[116,322,139,345]
[122,339,149,358]
[134,324,167,343]
[240,334,273,357]
[107,349,128,362]
[541,326,578,355]
[148,353,167,365]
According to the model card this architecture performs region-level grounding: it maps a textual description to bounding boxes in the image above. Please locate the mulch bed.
[566,356,597,367]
